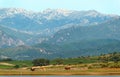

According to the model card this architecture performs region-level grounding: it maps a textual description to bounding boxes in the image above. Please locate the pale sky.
[0,0,120,15]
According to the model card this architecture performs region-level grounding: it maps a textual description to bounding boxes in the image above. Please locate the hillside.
[0,25,32,48]
[49,18,120,44]
[0,8,120,60]
[0,8,119,45]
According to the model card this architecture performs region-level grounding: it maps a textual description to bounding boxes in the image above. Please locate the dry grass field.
[1,64,120,75]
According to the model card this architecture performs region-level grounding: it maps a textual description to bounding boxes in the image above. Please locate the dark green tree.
[32,58,50,66]
[110,53,120,63]
[2,58,13,61]
[14,65,20,69]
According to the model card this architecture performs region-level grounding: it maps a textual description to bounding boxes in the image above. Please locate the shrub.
[32,58,50,66]
[14,65,20,69]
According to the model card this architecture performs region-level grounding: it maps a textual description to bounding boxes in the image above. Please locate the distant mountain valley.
[0,8,120,60]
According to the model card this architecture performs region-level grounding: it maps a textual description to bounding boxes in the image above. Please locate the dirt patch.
[0,62,14,66]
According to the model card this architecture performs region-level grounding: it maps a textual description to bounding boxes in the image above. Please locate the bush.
[1,58,13,61]
[100,63,108,68]
[14,65,20,68]
[108,63,120,68]
[32,58,50,66]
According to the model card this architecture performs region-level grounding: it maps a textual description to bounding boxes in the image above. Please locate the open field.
[1,53,120,75]
[1,68,120,75]
[1,64,120,75]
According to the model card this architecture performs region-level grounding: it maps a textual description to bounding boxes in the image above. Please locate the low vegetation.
[0,52,120,69]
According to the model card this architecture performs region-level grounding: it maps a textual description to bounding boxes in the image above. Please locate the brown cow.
[30,68,35,71]
[64,66,71,70]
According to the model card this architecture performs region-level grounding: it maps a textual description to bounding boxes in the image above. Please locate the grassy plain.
[1,53,120,75]
[1,63,120,75]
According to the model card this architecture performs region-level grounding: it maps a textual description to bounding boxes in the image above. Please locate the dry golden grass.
[1,66,120,75]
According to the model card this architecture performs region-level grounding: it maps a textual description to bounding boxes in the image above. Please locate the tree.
[14,65,20,69]
[110,54,120,63]
[99,56,109,63]
[1,58,13,61]
[32,58,50,66]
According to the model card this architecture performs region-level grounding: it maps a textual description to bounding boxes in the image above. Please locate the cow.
[64,66,71,70]
[30,68,35,71]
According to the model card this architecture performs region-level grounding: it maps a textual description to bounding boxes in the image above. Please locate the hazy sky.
[0,0,120,15]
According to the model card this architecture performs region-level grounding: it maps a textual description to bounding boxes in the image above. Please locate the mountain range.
[0,8,120,60]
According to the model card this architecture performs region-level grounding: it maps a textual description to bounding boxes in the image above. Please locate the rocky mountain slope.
[0,8,120,60]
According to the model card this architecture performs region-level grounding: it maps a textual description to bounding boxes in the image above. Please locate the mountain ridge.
[0,8,120,60]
